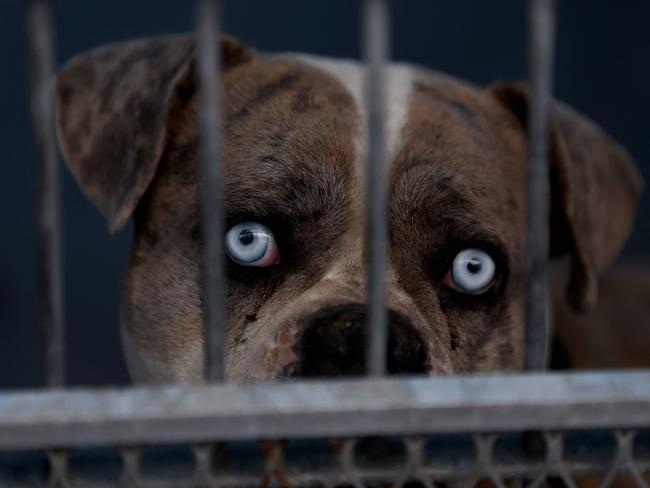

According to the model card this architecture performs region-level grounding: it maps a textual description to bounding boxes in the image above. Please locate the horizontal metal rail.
[1,371,649,450]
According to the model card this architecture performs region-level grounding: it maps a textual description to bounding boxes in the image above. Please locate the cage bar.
[0,371,649,449]
[195,0,225,382]
[525,0,556,370]
[363,0,390,377]
[26,0,65,388]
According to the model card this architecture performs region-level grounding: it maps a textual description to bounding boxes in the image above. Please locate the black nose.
[289,303,429,378]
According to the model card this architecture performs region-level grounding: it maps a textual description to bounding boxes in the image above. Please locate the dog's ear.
[489,83,643,313]
[56,35,253,233]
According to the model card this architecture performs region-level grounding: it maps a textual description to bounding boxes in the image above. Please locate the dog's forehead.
[391,68,528,237]
[155,52,526,255]
[221,54,526,233]
[295,54,415,166]
[220,55,360,224]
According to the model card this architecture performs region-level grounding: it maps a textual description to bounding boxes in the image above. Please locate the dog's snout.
[289,304,429,378]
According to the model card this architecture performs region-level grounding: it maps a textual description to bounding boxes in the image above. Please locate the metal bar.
[363,0,390,377]
[1,371,650,449]
[26,0,65,388]
[195,0,224,382]
[525,0,556,371]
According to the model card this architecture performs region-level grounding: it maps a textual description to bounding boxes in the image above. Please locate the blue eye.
[446,248,496,294]
[224,222,280,267]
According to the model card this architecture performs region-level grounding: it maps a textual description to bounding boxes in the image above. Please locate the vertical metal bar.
[26,0,65,387]
[363,0,390,377]
[525,0,556,371]
[195,0,224,382]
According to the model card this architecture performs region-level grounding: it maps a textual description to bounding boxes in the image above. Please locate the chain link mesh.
[2,429,649,487]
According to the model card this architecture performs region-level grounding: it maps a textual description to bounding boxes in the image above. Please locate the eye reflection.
[224,222,280,267]
[444,248,496,294]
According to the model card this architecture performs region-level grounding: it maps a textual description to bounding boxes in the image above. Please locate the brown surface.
[552,261,650,369]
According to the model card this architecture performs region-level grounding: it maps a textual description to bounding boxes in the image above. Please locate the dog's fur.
[552,261,650,369]
[55,35,643,384]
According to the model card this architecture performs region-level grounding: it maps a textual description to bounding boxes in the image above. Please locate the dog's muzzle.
[284,303,430,377]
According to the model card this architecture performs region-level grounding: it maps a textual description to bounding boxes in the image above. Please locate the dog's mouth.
[280,303,430,378]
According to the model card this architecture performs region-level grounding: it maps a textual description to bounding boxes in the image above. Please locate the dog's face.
[55,36,642,383]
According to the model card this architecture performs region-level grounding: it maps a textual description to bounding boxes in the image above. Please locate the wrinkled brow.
[224,153,352,222]
[389,163,510,251]
[391,164,483,219]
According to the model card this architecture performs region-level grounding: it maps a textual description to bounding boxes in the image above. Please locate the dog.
[54,34,643,384]
[551,261,650,370]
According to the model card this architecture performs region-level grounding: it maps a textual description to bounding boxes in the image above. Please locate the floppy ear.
[56,34,253,233]
[489,83,643,313]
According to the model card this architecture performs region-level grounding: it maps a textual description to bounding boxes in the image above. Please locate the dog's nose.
[290,303,429,377]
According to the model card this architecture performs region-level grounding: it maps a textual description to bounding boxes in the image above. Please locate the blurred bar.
[26,0,65,387]
[195,0,225,382]
[525,0,556,371]
[363,0,390,377]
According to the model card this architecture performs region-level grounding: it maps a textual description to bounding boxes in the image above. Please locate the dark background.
[1,0,648,388]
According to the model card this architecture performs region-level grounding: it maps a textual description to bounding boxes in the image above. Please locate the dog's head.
[55,35,642,383]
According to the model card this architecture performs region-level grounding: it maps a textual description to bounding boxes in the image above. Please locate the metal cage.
[3,0,649,486]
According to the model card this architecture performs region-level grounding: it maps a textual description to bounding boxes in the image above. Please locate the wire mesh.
[2,430,649,487]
